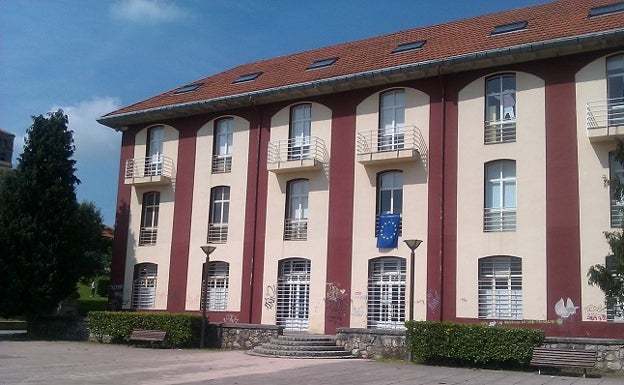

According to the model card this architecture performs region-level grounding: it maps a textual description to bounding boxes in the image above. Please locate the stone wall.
[30,316,90,341]
[542,337,624,371]
[217,323,283,350]
[335,327,406,359]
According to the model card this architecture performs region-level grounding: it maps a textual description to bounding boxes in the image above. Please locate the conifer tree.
[0,110,98,320]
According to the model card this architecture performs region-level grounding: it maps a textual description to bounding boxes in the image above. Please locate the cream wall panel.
[123,124,179,310]
[186,116,250,314]
[351,87,430,328]
[456,72,547,320]
[261,102,331,333]
[576,55,619,321]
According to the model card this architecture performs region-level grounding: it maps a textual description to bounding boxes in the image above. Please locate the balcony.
[139,226,158,246]
[208,223,228,243]
[484,119,516,144]
[124,156,174,186]
[267,136,327,173]
[586,98,624,142]
[212,155,232,174]
[357,125,425,165]
[483,208,516,232]
[284,218,307,241]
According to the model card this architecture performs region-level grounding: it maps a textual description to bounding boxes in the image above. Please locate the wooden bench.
[128,329,166,347]
[530,347,596,377]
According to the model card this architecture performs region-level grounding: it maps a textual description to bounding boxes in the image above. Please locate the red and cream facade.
[99,0,624,338]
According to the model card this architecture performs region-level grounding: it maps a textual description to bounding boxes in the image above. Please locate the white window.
[284,179,308,240]
[212,118,233,173]
[607,54,624,126]
[478,256,522,319]
[139,191,159,245]
[377,171,403,235]
[132,263,157,309]
[208,186,229,243]
[484,160,516,231]
[289,104,311,160]
[146,125,164,175]
[485,74,516,143]
[605,255,624,322]
[367,257,406,329]
[609,152,624,228]
[202,261,229,311]
[379,90,405,151]
[276,258,311,331]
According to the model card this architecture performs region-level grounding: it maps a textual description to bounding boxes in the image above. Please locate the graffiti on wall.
[426,289,440,311]
[584,304,607,321]
[264,284,276,310]
[554,297,579,319]
[325,282,350,328]
[223,314,239,323]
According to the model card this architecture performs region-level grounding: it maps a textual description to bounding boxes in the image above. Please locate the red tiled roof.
[100,0,624,126]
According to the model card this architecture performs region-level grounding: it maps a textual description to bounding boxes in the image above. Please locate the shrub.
[406,321,544,368]
[95,278,109,297]
[87,311,203,348]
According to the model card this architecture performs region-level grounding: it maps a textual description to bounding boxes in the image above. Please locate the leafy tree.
[76,201,112,282]
[0,110,103,321]
[588,140,624,319]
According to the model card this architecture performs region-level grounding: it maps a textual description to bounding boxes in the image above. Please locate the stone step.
[247,332,354,359]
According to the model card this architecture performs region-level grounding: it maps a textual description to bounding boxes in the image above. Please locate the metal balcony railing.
[267,136,327,167]
[484,119,516,144]
[611,200,624,228]
[139,226,158,246]
[208,223,228,243]
[284,218,308,241]
[587,98,624,131]
[212,155,232,174]
[125,155,174,180]
[357,125,426,160]
[483,208,516,232]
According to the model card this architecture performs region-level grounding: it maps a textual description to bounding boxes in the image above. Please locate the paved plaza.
[1,337,622,385]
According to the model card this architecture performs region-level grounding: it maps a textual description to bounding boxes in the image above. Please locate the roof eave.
[97,28,624,129]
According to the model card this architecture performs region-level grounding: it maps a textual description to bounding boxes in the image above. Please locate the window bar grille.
[208,223,228,243]
[483,208,516,232]
[139,227,158,246]
[211,155,232,174]
[276,259,311,331]
[283,218,308,241]
[484,120,516,144]
[367,258,406,330]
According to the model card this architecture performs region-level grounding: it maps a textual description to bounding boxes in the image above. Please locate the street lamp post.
[200,245,216,349]
[403,239,423,363]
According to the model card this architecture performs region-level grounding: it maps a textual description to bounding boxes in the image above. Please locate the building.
[0,128,15,171]
[98,0,624,338]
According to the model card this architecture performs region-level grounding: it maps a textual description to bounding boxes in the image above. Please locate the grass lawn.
[76,282,108,315]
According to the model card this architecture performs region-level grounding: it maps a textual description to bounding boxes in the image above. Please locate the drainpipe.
[437,70,446,322]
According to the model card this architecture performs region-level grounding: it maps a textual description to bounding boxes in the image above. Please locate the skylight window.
[588,1,624,17]
[306,57,338,70]
[173,83,203,94]
[490,21,528,35]
[392,40,427,53]
[233,72,262,83]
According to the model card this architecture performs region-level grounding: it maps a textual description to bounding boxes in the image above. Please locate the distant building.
[0,128,16,171]
[98,0,624,338]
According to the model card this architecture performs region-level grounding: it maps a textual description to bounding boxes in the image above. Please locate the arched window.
[201,261,229,311]
[132,262,158,309]
[478,256,522,319]
[367,257,406,329]
[276,258,311,331]
[146,125,164,175]
[485,74,516,143]
[212,118,233,173]
[484,160,516,231]
[139,191,160,245]
[607,54,624,126]
[289,104,312,160]
[208,186,230,243]
[284,179,308,240]
[379,89,405,151]
[376,170,403,237]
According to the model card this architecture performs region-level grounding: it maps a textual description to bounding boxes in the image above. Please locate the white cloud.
[110,0,187,23]
[53,97,122,162]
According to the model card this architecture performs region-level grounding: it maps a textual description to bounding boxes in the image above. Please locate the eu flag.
[376,213,400,248]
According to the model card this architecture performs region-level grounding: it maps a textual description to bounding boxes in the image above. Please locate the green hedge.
[87,311,203,348]
[406,321,544,368]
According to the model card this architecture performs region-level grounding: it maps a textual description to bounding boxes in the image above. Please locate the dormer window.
[306,57,338,70]
[233,72,262,83]
[391,40,426,53]
[490,21,527,35]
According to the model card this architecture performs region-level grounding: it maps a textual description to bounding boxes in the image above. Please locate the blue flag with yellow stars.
[377,213,400,248]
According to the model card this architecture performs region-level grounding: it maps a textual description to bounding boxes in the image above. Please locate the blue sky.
[0,0,547,226]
